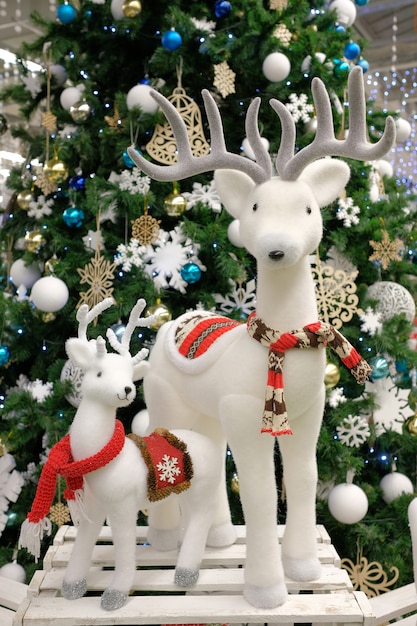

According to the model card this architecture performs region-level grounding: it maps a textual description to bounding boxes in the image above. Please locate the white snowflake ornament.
[0,453,24,535]
[27,379,53,403]
[285,93,314,124]
[27,195,54,219]
[358,307,383,336]
[182,179,222,212]
[83,229,104,252]
[214,279,257,316]
[119,169,151,195]
[336,196,360,227]
[327,387,347,408]
[115,238,144,272]
[336,414,370,448]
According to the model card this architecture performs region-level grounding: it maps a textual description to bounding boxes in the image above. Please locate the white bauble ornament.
[241,136,270,161]
[301,52,326,74]
[262,52,291,82]
[304,117,317,134]
[367,281,415,323]
[60,86,83,110]
[50,64,68,86]
[0,561,26,583]
[227,219,244,248]
[328,482,368,524]
[131,409,150,436]
[10,259,41,289]
[110,0,125,19]
[126,84,159,114]
[395,118,412,143]
[30,276,69,312]
[373,159,394,179]
[329,0,357,26]
[380,471,414,504]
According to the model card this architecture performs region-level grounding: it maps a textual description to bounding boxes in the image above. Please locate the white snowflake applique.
[285,93,314,124]
[358,307,383,336]
[0,453,25,535]
[157,454,181,484]
[115,238,144,272]
[336,414,370,448]
[327,387,347,408]
[336,196,360,227]
[182,179,222,212]
[214,278,257,315]
[27,195,54,219]
[141,225,206,294]
[119,169,151,195]
[22,72,42,98]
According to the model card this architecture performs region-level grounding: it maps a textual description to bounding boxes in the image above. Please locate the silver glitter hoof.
[174,567,199,587]
[62,578,87,600]
[101,587,128,611]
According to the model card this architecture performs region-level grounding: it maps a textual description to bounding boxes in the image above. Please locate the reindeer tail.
[18,517,52,562]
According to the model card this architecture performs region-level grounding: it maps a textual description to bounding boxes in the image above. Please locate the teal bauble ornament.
[0,344,10,366]
[181,262,201,284]
[63,206,85,228]
[369,356,390,380]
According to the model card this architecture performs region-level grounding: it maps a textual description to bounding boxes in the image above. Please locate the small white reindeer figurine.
[19,297,223,610]
[127,67,396,609]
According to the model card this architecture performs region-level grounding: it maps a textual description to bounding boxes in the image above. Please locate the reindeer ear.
[214,170,255,219]
[65,338,94,370]
[299,158,350,208]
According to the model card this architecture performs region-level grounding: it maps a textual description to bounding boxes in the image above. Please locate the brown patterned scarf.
[247,313,372,436]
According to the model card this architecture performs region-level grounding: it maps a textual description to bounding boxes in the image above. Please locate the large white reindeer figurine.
[19,297,223,610]
[127,66,396,609]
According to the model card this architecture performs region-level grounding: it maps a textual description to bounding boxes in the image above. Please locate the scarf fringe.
[18,517,52,562]
[67,488,90,526]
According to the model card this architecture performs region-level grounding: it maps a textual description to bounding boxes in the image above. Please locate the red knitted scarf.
[27,420,125,524]
[247,313,372,435]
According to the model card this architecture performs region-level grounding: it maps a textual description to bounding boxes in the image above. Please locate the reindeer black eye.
[252,203,258,212]
[306,206,312,214]
[97,371,102,377]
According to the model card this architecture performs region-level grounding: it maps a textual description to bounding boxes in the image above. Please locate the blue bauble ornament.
[161,29,183,51]
[355,0,368,5]
[0,344,10,366]
[333,60,350,78]
[214,0,232,18]
[181,262,201,284]
[57,2,77,24]
[69,175,86,191]
[335,25,346,33]
[111,322,126,340]
[62,206,85,228]
[356,58,369,73]
[369,356,390,380]
[344,42,361,60]
[123,148,141,168]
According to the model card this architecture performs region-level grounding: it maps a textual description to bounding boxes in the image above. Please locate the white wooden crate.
[13,525,375,626]
[0,575,28,626]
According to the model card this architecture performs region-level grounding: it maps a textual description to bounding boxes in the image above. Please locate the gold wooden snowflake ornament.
[312,254,359,329]
[342,553,399,597]
[77,246,116,311]
[49,501,71,527]
[369,229,403,270]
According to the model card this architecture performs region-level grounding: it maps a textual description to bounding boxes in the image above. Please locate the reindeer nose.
[124,386,133,396]
[269,250,285,261]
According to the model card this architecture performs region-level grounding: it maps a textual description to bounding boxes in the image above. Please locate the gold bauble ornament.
[324,361,340,389]
[146,300,172,330]
[44,155,69,184]
[164,182,187,217]
[122,0,142,17]
[230,473,240,494]
[24,229,45,253]
[405,412,417,437]
[69,100,92,123]
[16,189,33,210]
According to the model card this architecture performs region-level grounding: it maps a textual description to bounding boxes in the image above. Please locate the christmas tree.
[0,0,417,595]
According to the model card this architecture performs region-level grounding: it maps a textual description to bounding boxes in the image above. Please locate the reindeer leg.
[62,504,105,600]
[278,396,324,582]
[101,502,138,610]
[220,394,287,609]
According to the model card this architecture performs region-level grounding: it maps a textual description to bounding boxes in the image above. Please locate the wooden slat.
[38,563,353,595]
[0,576,28,610]
[369,583,417,625]
[17,590,370,625]
[0,605,15,626]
